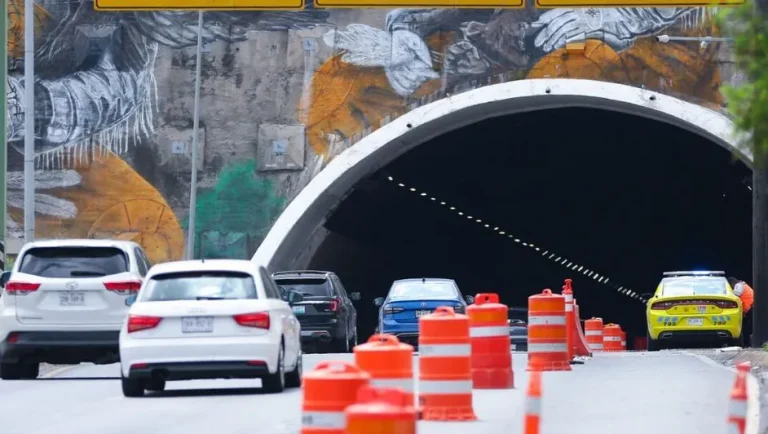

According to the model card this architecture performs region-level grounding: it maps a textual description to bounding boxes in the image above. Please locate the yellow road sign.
[536,0,741,6]
[94,0,303,10]
[315,0,522,8]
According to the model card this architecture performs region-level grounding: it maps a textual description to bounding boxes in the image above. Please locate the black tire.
[262,343,286,394]
[285,352,302,389]
[121,374,145,397]
[334,334,350,353]
[0,362,38,380]
[348,330,358,351]
[145,379,166,392]
[647,330,661,352]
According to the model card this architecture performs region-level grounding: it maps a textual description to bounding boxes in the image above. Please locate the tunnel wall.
[7,5,744,265]
[253,78,744,272]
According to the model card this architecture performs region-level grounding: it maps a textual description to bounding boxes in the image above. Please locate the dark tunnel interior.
[307,106,753,347]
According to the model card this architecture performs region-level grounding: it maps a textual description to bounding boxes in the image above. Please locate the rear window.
[275,278,332,297]
[661,277,728,296]
[388,281,458,300]
[141,271,258,301]
[18,247,128,278]
[508,308,528,323]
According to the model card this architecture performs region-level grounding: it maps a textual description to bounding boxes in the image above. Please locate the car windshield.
[141,271,258,301]
[388,281,458,300]
[18,247,129,278]
[661,277,728,296]
[275,278,332,297]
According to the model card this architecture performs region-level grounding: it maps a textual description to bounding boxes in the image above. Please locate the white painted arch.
[253,78,746,271]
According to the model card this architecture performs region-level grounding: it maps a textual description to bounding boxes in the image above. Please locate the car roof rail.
[662,270,725,277]
[272,270,330,276]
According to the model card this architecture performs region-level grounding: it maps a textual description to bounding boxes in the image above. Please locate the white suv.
[0,239,151,380]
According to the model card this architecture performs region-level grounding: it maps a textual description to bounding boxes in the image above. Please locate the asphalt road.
[0,352,755,434]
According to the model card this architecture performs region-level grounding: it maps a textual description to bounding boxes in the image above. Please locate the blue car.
[374,278,474,347]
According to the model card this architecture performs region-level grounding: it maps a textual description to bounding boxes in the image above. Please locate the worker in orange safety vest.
[728,277,754,346]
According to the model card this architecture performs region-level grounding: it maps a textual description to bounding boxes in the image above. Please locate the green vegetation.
[183,160,286,259]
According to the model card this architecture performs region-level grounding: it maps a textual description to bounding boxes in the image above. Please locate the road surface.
[0,352,753,434]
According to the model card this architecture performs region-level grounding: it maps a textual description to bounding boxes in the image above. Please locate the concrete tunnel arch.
[252,78,747,272]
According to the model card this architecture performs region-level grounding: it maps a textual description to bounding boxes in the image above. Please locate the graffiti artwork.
[5,2,726,261]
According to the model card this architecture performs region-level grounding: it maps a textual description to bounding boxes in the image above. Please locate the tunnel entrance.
[305,107,752,344]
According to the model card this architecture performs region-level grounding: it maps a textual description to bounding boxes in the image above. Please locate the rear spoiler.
[662,270,725,277]
[272,270,330,277]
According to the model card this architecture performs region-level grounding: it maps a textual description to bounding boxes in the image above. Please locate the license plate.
[59,292,85,307]
[292,306,305,314]
[181,316,214,333]
[697,305,708,314]
[415,310,431,317]
[687,318,704,326]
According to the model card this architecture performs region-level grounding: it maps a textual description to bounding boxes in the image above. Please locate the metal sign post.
[23,0,35,243]
[185,10,204,260]
[0,0,7,270]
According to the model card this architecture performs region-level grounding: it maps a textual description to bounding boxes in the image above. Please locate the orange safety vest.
[736,282,754,313]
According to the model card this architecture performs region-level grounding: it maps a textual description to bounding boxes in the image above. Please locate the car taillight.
[383,305,404,314]
[5,281,41,295]
[329,297,341,312]
[127,315,162,333]
[234,312,270,329]
[104,280,141,296]
[650,301,674,310]
[715,300,739,309]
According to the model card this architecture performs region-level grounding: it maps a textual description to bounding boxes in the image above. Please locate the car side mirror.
[350,292,361,301]
[0,271,10,288]
[374,297,384,307]
[464,295,475,304]
[125,294,138,307]
[288,292,304,303]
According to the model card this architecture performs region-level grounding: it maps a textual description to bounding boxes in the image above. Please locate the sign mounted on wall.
[314,0,523,8]
[94,0,303,10]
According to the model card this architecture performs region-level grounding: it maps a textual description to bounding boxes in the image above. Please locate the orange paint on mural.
[7,0,51,59]
[301,31,457,158]
[527,27,723,109]
[7,152,185,265]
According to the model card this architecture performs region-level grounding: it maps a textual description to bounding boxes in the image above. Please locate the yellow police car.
[645,270,743,351]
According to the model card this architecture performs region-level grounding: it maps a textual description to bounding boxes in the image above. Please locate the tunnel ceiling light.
[389,178,638,301]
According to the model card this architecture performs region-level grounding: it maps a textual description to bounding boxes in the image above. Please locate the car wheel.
[285,352,303,389]
[334,333,350,353]
[348,330,358,351]
[0,361,37,380]
[145,379,166,392]
[262,342,286,394]
[121,372,145,397]
[22,362,39,379]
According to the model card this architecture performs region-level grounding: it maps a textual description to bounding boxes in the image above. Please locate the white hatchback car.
[0,239,150,380]
[119,259,303,397]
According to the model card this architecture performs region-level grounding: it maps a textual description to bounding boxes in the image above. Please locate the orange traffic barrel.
[524,369,542,434]
[527,289,571,372]
[584,318,604,352]
[561,280,575,361]
[727,362,751,434]
[354,334,415,406]
[467,293,513,389]
[602,324,623,352]
[620,331,627,351]
[345,386,417,434]
[418,306,477,421]
[302,361,371,434]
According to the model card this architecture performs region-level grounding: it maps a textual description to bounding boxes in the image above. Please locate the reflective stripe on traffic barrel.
[467,293,513,389]
[301,361,370,434]
[524,369,543,434]
[418,306,477,421]
[354,334,415,406]
[602,324,623,352]
[584,318,604,352]
[527,289,571,372]
[345,386,417,434]
[561,280,575,361]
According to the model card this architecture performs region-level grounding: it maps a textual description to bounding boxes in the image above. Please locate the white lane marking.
[40,365,79,379]
[684,352,760,434]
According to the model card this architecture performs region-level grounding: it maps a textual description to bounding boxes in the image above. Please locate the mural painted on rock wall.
[5,2,725,263]
[304,7,724,157]
[5,2,327,262]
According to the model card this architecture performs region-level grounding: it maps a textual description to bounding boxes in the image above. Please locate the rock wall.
[5,3,734,262]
